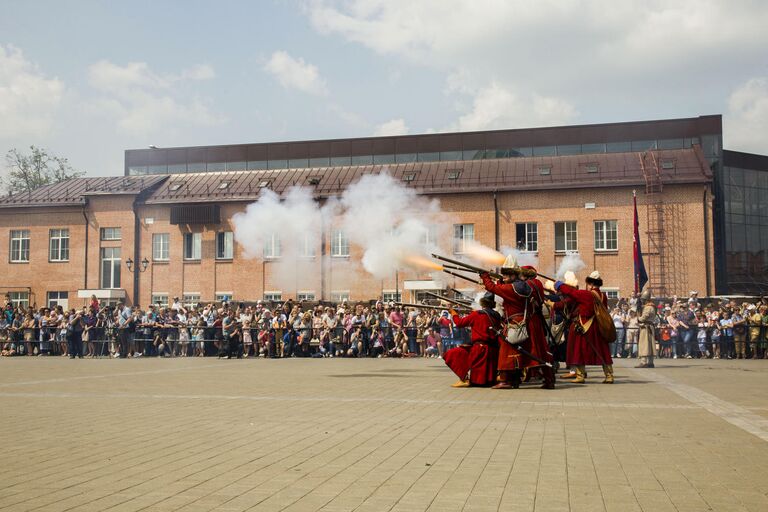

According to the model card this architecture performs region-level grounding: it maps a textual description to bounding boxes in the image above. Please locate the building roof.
[144,147,712,204]
[0,175,167,209]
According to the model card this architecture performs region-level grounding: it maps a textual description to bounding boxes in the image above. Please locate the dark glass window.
[168,163,187,173]
[373,154,395,165]
[288,158,309,169]
[227,161,246,171]
[330,156,352,166]
[658,139,684,149]
[418,152,439,162]
[187,162,206,172]
[309,157,330,168]
[533,146,557,156]
[395,153,417,163]
[439,151,462,161]
[462,149,484,160]
[247,160,268,170]
[631,140,657,151]
[207,161,226,172]
[606,142,632,152]
[581,143,606,154]
[351,155,373,165]
[268,159,288,170]
[556,144,581,156]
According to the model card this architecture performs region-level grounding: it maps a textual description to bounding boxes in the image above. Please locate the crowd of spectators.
[2,292,767,360]
[0,295,463,359]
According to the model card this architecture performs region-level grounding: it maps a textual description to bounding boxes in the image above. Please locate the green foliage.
[3,145,84,194]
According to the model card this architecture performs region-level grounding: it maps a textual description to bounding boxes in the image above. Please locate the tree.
[3,145,84,194]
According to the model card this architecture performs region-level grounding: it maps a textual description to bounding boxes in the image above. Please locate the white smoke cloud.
[556,252,586,280]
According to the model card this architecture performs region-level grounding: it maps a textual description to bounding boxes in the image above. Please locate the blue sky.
[2,0,767,176]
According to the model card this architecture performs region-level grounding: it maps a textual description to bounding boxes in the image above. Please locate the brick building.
[5,113,768,308]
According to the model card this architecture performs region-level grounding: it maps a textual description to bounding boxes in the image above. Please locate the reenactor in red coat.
[546,270,614,384]
[481,256,554,389]
[443,292,500,387]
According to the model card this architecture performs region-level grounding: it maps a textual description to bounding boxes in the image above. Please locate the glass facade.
[719,164,768,293]
[127,137,706,176]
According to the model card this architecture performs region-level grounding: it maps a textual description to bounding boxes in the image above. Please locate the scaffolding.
[639,150,687,296]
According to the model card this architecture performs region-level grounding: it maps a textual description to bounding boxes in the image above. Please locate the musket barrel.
[442,269,481,284]
[431,254,503,279]
[423,291,471,306]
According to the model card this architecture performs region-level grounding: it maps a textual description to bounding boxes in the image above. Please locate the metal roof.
[0,175,167,209]
[144,147,712,204]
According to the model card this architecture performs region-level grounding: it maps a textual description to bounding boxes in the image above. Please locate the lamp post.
[125,257,149,273]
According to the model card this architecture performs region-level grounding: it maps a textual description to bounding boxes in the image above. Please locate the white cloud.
[724,77,768,154]
[373,118,409,136]
[87,60,223,134]
[0,44,64,138]
[445,81,577,132]
[264,51,328,95]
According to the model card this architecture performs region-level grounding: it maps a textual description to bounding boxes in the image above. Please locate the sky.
[1,0,767,177]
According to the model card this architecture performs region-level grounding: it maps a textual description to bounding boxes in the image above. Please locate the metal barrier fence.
[2,325,767,359]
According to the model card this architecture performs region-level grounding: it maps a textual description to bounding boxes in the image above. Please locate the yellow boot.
[573,365,586,384]
[602,365,614,384]
[451,379,470,388]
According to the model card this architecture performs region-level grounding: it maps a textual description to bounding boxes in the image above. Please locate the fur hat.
[520,265,537,279]
[479,292,495,307]
[585,270,603,287]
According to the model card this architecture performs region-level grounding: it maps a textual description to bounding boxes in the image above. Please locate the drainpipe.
[132,198,141,306]
[81,202,89,290]
[703,186,712,295]
[493,190,500,251]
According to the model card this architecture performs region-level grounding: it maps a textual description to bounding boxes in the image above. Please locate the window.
[183,233,202,260]
[297,292,315,301]
[10,230,30,262]
[299,233,316,258]
[151,294,169,308]
[100,227,121,241]
[183,294,200,308]
[331,230,349,257]
[152,233,170,261]
[554,221,578,252]
[453,224,474,254]
[515,223,538,252]
[594,220,618,251]
[49,229,69,261]
[100,247,121,289]
[215,293,233,303]
[47,291,68,309]
[8,291,29,309]
[420,225,438,247]
[216,232,234,259]
[330,291,349,303]
[382,291,402,303]
[263,292,282,302]
[264,232,281,259]
[603,288,620,300]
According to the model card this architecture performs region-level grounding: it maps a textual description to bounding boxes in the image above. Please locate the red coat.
[481,274,552,371]
[452,309,500,342]
[444,308,500,385]
[555,283,613,366]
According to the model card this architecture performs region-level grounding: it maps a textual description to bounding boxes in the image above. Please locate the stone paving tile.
[1,358,768,511]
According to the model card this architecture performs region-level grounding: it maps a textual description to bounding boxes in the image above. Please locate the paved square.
[1,358,768,512]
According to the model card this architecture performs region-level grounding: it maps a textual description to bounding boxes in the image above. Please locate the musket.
[394,302,470,311]
[423,291,472,307]
[431,254,503,279]
[443,269,481,285]
[488,326,554,368]
[449,288,474,301]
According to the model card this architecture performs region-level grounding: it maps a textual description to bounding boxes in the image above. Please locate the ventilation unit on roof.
[402,173,416,182]
[169,182,184,192]
[217,181,232,190]
[660,159,676,170]
[446,169,461,180]
[307,177,321,185]
[258,180,271,188]
[585,163,599,173]
[538,165,552,176]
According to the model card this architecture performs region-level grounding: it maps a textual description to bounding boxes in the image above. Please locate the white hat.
[588,271,601,280]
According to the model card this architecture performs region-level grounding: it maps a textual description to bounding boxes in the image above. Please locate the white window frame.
[151,294,169,308]
[10,230,30,262]
[216,231,234,260]
[330,230,349,257]
[263,233,281,259]
[554,221,578,253]
[183,233,202,260]
[453,224,474,254]
[382,290,402,303]
[594,220,618,251]
[8,291,29,309]
[263,291,282,302]
[603,287,620,300]
[299,233,316,258]
[516,222,538,252]
[47,291,68,309]
[100,227,121,241]
[152,233,170,261]
[100,247,121,289]
[297,291,316,301]
[215,292,233,303]
[49,229,69,262]
[182,294,201,309]
[330,291,350,303]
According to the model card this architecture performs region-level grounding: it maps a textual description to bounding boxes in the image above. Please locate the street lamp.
[126,257,149,273]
